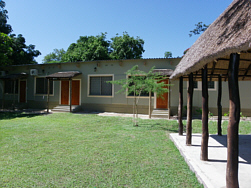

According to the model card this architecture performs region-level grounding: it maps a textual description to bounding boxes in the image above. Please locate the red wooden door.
[19,81,26,103]
[156,79,169,109]
[71,80,80,105]
[61,80,69,105]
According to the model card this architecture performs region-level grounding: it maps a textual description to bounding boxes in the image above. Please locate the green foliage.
[0,32,13,65]
[164,51,172,58]
[110,32,145,60]
[224,112,229,117]
[63,33,111,62]
[47,32,145,63]
[109,65,169,125]
[189,22,209,37]
[0,1,12,34]
[0,1,40,66]
[42,48,66,63]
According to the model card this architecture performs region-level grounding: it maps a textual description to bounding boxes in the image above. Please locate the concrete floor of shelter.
[170,133,251,188]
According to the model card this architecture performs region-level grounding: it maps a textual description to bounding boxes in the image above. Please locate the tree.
[189,22,209,37]
[109,65,169,126]
[63,33,111,62]
[7,34,41,65]
[0,32,13,66]
[42,48,66,64]
[110,32,145,60]
[0,1,12,34]
[0,1,41,66]
[164,51,172,58]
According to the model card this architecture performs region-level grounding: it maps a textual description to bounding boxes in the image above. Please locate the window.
[127,76,154,97]
[35,77,53,95]
[208,81,215,89]
[89,76,112,96]
[4,80,18,94]
[187,81,216,90]
[193,81,198,89]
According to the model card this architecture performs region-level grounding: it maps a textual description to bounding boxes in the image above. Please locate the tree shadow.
[0,111,48,120]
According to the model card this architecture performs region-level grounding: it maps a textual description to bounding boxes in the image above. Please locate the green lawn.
[0,112,204,187]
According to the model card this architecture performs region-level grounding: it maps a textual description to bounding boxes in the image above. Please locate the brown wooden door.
[71,80,80,105]
[19,81,26,103]
[156,79,168,109]
[61,80,69,105]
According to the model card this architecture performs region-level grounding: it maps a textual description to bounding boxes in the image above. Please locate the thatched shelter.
[170,0,251,187]
[170,0,251,81]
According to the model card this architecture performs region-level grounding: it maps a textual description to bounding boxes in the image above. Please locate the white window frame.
[34,77,54,96]
[187,81,217,91]
[126,74,153,98]
[87,74,114,98]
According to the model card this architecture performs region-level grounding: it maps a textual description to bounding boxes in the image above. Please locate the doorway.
[61,80,80,105]
[156,79,169,109]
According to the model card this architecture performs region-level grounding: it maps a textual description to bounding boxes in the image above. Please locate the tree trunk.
[178,76,183,135]
[47,79,50,113]
[69,79,72,112]
[217,74,222,136]
[201,66,209,161]
[186,73,193,145]
[226,53,240,188]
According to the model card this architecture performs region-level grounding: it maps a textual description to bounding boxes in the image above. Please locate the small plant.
[209,111,213,119]
[240,112,247,119]
[224,112,229,117]
[196,108,202,115]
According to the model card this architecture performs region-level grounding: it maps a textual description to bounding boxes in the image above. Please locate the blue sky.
[5,0,232,63]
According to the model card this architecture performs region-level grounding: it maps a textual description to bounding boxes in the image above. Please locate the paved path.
[170,133,251,188]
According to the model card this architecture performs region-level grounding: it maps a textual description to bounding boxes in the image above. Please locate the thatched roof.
[46,71,82,80]
[170,0,251,81]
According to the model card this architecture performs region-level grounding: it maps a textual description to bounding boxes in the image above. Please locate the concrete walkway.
[170,133,251,188]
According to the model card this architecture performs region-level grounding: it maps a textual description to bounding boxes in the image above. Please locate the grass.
[1,112,250,187]
[0,112,203,187]
[185,119,251,135]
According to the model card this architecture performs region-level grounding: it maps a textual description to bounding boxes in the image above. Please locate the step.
[52,105,78,112]
[151,109,169,118]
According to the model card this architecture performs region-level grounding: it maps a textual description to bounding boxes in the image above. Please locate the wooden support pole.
[13,80,16,110]
[69,79,72,112]
[186,73,193,145]
[218,74,222,136]
[201,66,209,161]
[226,53,240,188]
[47,79,50,113]
[178,76,183,135]
[148,90,152,119]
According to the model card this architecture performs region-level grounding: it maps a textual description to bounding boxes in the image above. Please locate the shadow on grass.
[0,111,48,120]
[138,121,179,133]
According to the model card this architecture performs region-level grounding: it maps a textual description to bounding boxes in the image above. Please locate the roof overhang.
[0,72,28,80]
[153,69,173,76]
[46,71,82,80]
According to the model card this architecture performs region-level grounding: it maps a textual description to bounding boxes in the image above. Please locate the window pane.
[193,81,198,89]
[90,77,101,95]
[89,76,112,96]
[208,81,215,89]
[4,80,18,94]
[36,78,53,94]
[101,77,112,95]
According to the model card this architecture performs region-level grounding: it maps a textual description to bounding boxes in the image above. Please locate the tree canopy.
[189,22,209,37]
[164,51,172,58]
[0,1,40,66]
[110,32,145,60]
[42,48,66,64]
[43,32,145,63]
